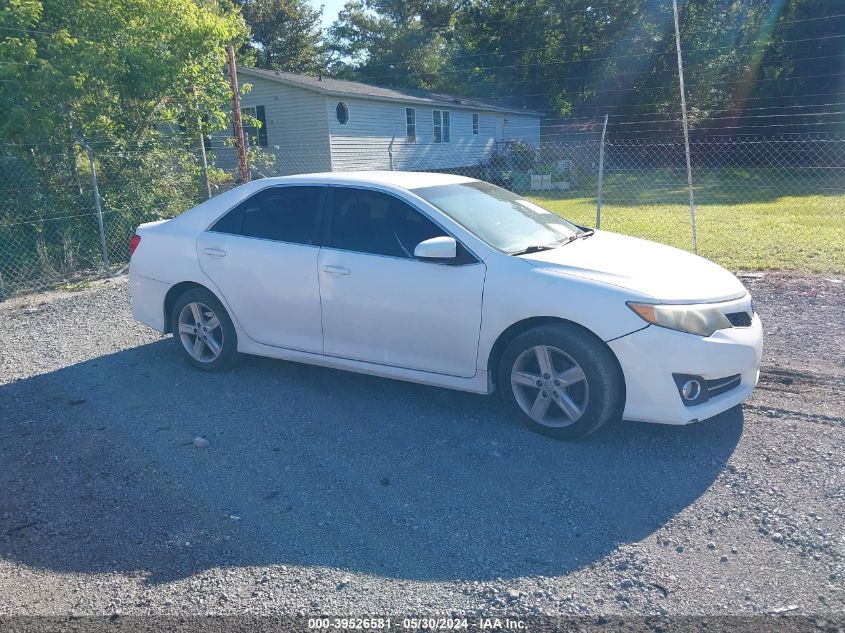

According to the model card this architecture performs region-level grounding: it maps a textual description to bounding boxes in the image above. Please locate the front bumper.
[607,314,763,425]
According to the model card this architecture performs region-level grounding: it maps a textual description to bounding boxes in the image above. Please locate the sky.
[308,0,346,31]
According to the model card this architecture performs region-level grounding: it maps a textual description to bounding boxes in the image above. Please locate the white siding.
[503,113,541,147]
[326,97,541,172]
[205,75,541,175]
[209,75,331,175]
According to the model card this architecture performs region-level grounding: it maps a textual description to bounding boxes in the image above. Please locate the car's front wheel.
[170,288,238,372]
[498,323,623,439]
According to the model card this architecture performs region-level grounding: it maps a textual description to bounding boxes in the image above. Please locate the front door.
[196,185,325,353]
[318,186,486,378]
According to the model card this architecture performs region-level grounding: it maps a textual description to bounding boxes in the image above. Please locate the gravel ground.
[0,272,842,619]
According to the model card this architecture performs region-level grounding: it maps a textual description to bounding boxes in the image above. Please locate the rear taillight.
[129,233,141,255]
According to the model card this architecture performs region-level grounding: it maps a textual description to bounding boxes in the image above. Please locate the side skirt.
[236,337,492,395]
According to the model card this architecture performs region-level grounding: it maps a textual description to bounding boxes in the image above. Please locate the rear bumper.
[129,266,170,333]
[608,314,763,425]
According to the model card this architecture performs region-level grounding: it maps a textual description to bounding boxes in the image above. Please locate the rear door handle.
[322,265,351,276]
[202,248,227,258]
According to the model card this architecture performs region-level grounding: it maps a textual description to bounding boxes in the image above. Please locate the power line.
[0,25,70,36]
[351,52,845,90]
[435,73,845,103]
[539,110,845,129]
[343,24,845,72]
[567,91,845,110]
[328,6,845,44]
[570,101,845,120]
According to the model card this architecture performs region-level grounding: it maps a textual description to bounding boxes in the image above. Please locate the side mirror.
[414,236,457,260]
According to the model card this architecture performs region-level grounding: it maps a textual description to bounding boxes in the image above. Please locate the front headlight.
[627,301,732,336]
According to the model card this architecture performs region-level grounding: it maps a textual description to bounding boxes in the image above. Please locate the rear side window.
[327,187,445,258]
[210,186,323,245]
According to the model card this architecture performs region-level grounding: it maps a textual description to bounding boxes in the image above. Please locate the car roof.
[251,171,477,191]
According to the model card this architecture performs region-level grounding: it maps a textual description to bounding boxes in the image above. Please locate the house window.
[472,113,479,135]
[405,107,416,143]
[241,105,268,147]
[336,101,349,125]
[433,110,450,143]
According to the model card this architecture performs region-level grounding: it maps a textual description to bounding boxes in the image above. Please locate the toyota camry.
[129,171,763,439]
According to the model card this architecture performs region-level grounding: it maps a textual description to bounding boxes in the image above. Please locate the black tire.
[170,287,239,372]
[497,323,623,439]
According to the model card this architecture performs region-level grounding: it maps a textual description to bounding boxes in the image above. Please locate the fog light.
[673,373,709,406]
[681,379,702,401]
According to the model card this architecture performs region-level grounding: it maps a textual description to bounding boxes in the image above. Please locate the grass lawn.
[528,168,844,274]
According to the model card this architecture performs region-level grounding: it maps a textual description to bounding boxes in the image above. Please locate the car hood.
[521,230,747,302]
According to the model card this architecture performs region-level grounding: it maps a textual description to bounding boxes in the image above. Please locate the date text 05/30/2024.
[308,617,527,630]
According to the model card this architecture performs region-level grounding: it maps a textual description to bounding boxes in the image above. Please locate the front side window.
[412,181,579,254]
[327,188,445,258]
[406,107,416,143]
[210,186,323,245]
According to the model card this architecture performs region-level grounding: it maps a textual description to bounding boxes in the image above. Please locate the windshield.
[411,181,580,254]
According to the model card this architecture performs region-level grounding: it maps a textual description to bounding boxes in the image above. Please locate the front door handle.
[202,248,227,258]
[321,265,351,276]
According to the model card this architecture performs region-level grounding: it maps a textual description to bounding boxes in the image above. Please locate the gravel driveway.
[0,273,842,619]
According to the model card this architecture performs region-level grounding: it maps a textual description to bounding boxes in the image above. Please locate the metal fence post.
[672,0,699,254]
[86,146,111,277]
[193,86,212,202]
[596,113,609,229]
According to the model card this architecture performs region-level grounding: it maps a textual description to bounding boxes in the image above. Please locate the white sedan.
[129,171,762,439]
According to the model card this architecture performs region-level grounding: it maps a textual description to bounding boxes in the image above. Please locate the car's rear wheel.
[498,324,622,439]
[171,288,238,372]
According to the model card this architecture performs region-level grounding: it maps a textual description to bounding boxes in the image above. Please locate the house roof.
[237,66,543,117]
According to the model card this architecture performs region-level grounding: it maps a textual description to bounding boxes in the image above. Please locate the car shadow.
[0,339,743,583]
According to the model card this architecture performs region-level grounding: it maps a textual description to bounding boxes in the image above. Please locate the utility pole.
[672,0,698,254]
[226,45,249,184]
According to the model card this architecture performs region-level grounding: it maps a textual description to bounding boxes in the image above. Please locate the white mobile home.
[209,67,542,175]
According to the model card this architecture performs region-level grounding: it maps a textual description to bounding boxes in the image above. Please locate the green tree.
[327,0,459,90]
[325,0,844,134]
[239,0,324,73]
[0,0,248,294]
[0,0,248,146]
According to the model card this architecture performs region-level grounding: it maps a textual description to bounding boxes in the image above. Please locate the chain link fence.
[1,134,843,299]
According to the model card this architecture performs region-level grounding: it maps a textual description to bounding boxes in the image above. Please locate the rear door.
[318,186,486,378]
[196,185,325,353]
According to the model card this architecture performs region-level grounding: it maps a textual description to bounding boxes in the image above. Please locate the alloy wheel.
[177,302,224,363]
[510,345,589,428]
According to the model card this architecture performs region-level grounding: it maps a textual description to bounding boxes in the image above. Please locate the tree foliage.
[326,0,845,134]
[0,0,248,147]
[238,0,324,73]
[327,0,458,90]
[0,0,248,295]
